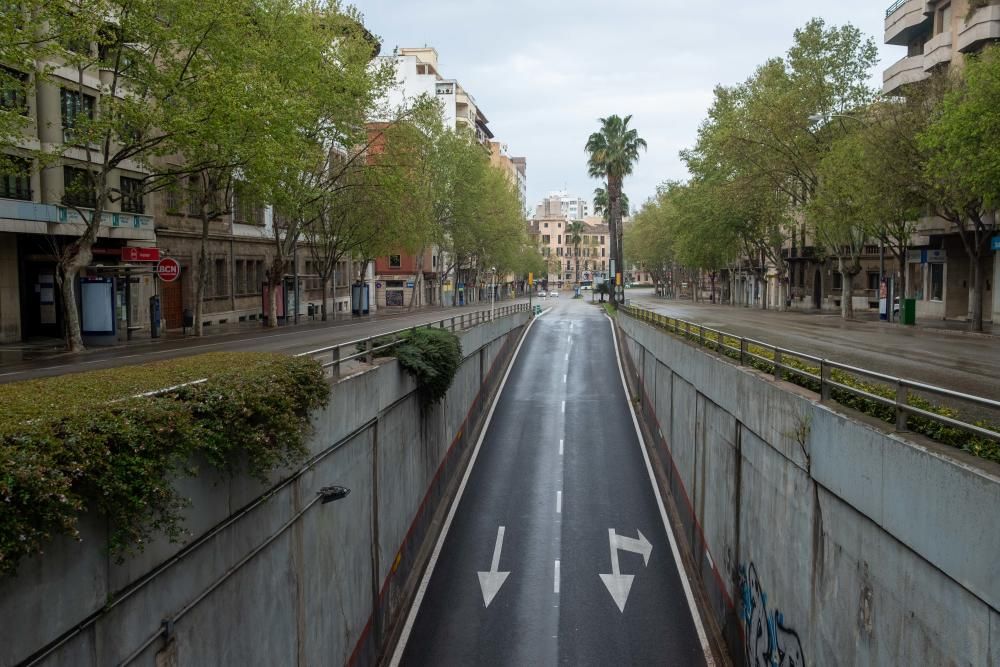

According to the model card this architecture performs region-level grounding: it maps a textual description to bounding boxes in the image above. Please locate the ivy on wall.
[0,353,328,577]
[364,328,463,404]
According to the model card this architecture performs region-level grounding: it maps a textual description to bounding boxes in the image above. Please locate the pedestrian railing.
[622,305,1000,446]
[886,0,909,18]
[296,303,530,377]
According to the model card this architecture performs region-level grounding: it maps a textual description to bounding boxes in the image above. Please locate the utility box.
[901,298,916,325]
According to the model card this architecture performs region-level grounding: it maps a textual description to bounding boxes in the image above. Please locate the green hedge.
[627,309,1000,464]
[362,327,463,404]
[0,353,328,577]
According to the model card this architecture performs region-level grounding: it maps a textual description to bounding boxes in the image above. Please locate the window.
[601,247,605,257]
[936,2,951,35]
[600,236,605,244]
[185,177,202,216]
[541,235,550,244]
[832,272,843,290]
[566,260,572,270]
[233,185,263,225]
[255,260,265,293]
[389,254,401,268]
[60,89,95,136]
[119,176,144,213]
[235,260,246,295]
[0,156,31,200]
[557,235,562,244]
[0,68,28,114]
[213,258,227,297]
[867,272,880,292]
[930,263,944,301]
[799,265,805,287]
[543,222,548,228]
[63,166,96,207]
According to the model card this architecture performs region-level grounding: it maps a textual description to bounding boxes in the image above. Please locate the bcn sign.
[156,257,181,282]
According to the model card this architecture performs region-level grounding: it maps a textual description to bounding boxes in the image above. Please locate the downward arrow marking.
[477,526,510,607]
[599,528,652,613]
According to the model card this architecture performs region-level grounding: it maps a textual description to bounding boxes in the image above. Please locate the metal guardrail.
[623,305,1000,444]
[296,303,530,376]
[886,0,908,17]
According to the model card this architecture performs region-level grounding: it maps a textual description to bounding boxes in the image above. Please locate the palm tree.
[585,115,646,307]
[567,220,585,287]
[593,187,630,223]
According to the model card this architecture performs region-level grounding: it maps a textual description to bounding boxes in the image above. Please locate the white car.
[550,290,559,298]
[538,291,547,298]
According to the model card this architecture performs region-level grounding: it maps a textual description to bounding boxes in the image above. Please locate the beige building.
[529,216,609,288]
[489,141,527,206]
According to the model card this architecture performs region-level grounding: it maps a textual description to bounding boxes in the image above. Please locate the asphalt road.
[394,296,710,666]
[0,301,524,384]
[627,289,999,401]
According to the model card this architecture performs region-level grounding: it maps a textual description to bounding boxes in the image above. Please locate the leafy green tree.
[585,114,646,307]
[920,45,1000,331]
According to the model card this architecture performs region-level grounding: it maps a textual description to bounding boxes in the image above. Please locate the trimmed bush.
[364,327,463,404]
[0,353,328,576]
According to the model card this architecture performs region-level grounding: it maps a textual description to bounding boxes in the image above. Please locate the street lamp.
[489,266,496,321]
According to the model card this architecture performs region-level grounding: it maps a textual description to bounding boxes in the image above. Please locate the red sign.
[156,258,181,282]
[122,246,161,262]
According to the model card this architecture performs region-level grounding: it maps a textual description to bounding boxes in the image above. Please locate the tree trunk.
[410,248,425,311]
[267,257,284,328]
[56,244,90,352]
[607,176,621,308]
[970,255,983,332]
[321,277,330,321]
[838,258,854,320]
[194,211,210,336]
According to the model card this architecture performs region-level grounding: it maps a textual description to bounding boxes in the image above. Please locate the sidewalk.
[0,298,528,370]
[852,310,995,338]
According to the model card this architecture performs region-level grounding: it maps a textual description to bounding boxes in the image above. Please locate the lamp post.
[489,266,496,321]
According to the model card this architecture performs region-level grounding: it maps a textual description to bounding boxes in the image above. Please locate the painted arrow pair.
[599,528,652,613]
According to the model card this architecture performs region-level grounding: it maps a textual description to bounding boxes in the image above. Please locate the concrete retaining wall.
[0,311,528,667]
[617,313,1000,666]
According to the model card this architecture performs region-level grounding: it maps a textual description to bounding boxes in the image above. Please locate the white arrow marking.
[477,526,510,607]
[599,528,652,612]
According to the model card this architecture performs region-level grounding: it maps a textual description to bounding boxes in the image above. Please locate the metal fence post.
[820,361,831,401]
[365,338,373,364]
[699,325,705,347]
[331,345,340,378]
[739,338,747,366]
[895,381,909,431]
[450,316,455,331]
[773,348,782,381]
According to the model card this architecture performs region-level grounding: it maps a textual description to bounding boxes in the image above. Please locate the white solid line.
[565,353,569,361]
[559,439,564,456]
[389,315,541,667]
[567,336,571,343]
[556,491,562,514]
[561,400,565,413]
[604,313,715,665]
[554,560,561,594]
[563,374,567,383]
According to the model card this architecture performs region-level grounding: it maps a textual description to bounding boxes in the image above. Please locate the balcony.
[885,0,932,46]
[957,4,1000,52]
[883,54,928,94]
[0,198,153,237]
[923,30,954,71]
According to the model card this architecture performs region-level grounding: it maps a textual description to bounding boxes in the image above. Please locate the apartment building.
[373,46,520,309]
[529,215,609,288]
[533,191,591,221]
[883,0,999,323]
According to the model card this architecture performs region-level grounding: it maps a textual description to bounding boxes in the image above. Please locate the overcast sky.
[358,1,899,213]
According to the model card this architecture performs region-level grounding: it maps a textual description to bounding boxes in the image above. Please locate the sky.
[357,1,900,213]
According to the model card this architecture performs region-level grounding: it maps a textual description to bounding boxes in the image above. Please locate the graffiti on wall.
[739,562,806,667]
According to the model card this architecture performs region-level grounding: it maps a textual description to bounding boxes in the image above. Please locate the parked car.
[537,291,547,298]
[550,290,560,298]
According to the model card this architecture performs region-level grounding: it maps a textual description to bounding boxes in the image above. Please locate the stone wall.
[0,311,528,667]
[617,313,1000,666]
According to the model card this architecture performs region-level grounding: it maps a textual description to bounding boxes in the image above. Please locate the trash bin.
[149,295,161,338]
[901,298,916,325]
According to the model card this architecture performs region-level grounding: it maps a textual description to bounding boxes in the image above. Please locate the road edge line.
[604,313,715,665]
[388,313,540,667]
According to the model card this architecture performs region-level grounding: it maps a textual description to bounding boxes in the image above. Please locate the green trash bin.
[901,298,916,325]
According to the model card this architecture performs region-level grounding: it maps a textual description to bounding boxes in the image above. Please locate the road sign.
[121,246,161,262]
[156,257,180,282]
[477,526,510,607]
[992,236,1000,251]
[406,281,415,288]
[600,528,652,612]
